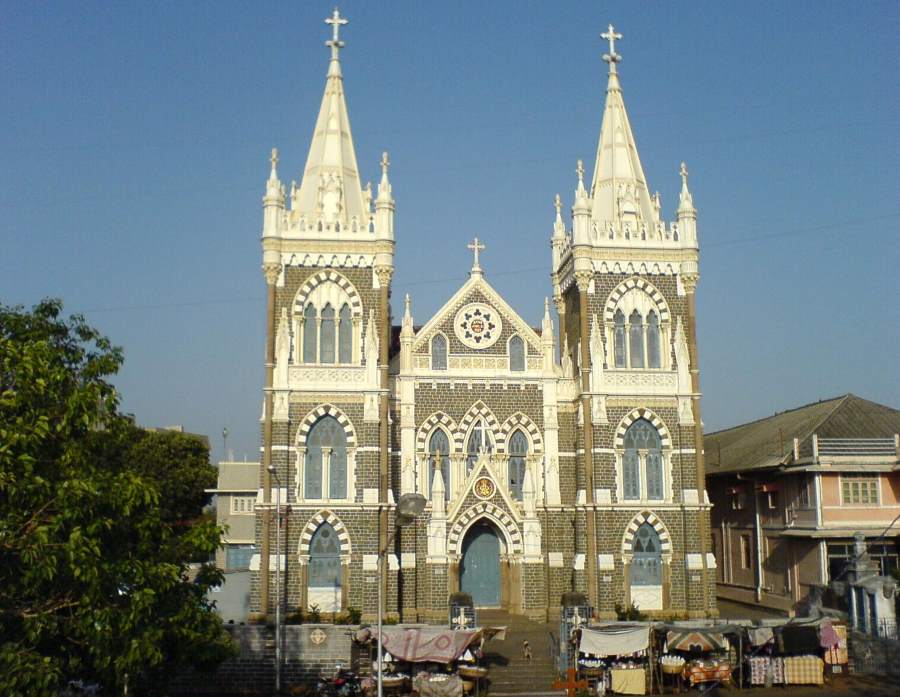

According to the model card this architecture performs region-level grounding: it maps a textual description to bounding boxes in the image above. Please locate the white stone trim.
[297,510,352,558]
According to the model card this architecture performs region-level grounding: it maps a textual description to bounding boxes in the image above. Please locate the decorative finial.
[381,151,390,176]
[679,161,689,186]
[467,237,486,273]
[269,147,279,178]
[544,297,551,315]
[325,7,348,60]
[554,193,562,217]
[601,24,623,73]
[404,293,411,315]
[576,160,585,192]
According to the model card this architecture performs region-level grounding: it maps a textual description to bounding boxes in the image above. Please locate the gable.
[412,278,542,358]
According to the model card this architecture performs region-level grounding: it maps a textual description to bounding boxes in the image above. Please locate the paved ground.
[678,675,900,696]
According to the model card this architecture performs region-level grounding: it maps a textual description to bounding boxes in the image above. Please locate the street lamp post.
[267,464,283,694]
[377,493,426,697]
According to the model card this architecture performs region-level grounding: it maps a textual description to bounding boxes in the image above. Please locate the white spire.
[589,24,655,228]
[677,162,695,214]
[294,7,367,227]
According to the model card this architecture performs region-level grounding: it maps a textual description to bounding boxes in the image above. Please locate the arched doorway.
[460,522,501,607]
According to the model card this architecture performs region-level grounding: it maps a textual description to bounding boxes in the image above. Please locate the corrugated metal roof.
[705,394,900,475]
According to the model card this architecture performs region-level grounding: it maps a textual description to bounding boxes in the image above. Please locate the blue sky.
[2,1,898,462]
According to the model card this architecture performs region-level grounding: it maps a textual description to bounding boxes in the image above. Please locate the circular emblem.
[454,302,502,350]
[473,477,496,500]
[309,628,327,645]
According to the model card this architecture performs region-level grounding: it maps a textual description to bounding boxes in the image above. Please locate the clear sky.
[2,1,898,463]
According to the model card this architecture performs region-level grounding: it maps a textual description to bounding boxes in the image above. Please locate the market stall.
[576,624,652,695]
[773,622,825,686]
[653,624,743,692]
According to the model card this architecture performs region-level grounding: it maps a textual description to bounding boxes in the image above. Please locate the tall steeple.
[293,8,368,228]
[589,25,656,228]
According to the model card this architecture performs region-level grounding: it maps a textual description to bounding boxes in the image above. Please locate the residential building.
[209,460,260,571]
[706,394,900,612]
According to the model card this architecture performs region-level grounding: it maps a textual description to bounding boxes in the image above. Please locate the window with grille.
[308,523,341,588]
[230,495,256,515]
[225,544,255,570]
[621,418,664,501]
[428,429,451,500]
[304,415,348,500]
[841,475,879,505]
[508,430,528,500]
[509,335,525,372]
[431,334,447,370]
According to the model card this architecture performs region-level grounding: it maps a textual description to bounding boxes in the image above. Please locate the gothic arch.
[621,510,672,558]
[455,401,501,451]
[614,408,671,449]
[447,503,523,557]
[497,412,543,453]
[296,404,357,446]
[417,412,459,452]
[298,510,352,557]
[293,270,363,317]
[603,276,670,324]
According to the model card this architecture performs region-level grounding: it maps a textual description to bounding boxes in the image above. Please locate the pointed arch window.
[614,310,627,368]
[622,418,664,501]
[466,418,493,474]
[303,304,318,363]
[508,430,528,501]
[631,523,662,586]
[338,304,352,363]
[308,522,341,588]
[320,304,336,363]
[431,334,447,370]
[428,429,451,500]
[509,335,525,372]
[305,415,348,500]
[629,310,645,368]
[647,311,661,369]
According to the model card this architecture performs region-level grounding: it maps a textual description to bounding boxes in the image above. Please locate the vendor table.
[412,673,464,697]
[783,656,824,685]
[747,656,785,685]
[609,667,646,695]
[682,662,732,688]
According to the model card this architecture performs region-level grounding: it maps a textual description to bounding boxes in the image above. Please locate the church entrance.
[460,522,501,607]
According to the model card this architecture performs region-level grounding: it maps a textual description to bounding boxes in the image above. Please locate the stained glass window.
[305,415,347,500]
[432,334,447,370]
[631,523,662,586]
[338,303,352,363]
[429,429,450,500]
[466,418,492,474]
[647,311,661,369]
[629,309,644,368]
[303,304,317,363]
[508,430,528,501]
[308,523,341,587]
[623,418,663,501]
[320,304,335,363]
[509,335,525,372]
[614,310,627,368]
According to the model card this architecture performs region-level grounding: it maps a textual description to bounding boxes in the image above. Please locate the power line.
[77,211,899,314]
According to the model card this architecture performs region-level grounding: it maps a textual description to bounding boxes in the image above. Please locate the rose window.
[454,302,502,349]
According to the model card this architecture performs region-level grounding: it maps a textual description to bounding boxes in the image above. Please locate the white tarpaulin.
[377,627,482,663]
[579,626,649,657]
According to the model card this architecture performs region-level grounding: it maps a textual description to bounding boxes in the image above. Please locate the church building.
[250,10,717,622]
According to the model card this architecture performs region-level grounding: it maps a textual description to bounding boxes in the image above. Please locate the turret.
[375,151,395,242]
[572,160,591,246]
[677,162,698,248]
[541,297,556,373]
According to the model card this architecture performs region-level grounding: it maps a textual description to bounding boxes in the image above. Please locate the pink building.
[706,395,900,612]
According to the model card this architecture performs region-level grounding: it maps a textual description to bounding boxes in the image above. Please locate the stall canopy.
[579,626,649,657]
[377,627,483,663]
[665,629,727,652]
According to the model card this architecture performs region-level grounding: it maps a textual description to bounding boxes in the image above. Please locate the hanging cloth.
[665,630,726,652]
[747,627,774,647]
[579,626,649,657]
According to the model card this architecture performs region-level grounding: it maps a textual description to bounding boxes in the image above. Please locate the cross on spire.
[325,7,348,60]
[467,237,486,273]
[601,23,622,72]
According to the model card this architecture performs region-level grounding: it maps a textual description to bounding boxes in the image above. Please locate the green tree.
[0,300,235,697]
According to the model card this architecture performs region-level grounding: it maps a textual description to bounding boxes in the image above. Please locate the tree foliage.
[0,300,234,697]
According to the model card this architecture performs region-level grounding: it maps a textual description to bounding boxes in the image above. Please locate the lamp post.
[377,492,426,697]
[267,464,283,694]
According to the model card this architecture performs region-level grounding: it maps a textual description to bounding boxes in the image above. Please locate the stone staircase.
[477,610,565,696]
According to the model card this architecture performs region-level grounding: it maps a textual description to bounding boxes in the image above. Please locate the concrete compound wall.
[174,624,361,696]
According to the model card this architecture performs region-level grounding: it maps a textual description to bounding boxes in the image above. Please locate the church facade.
[250,11,717,622]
